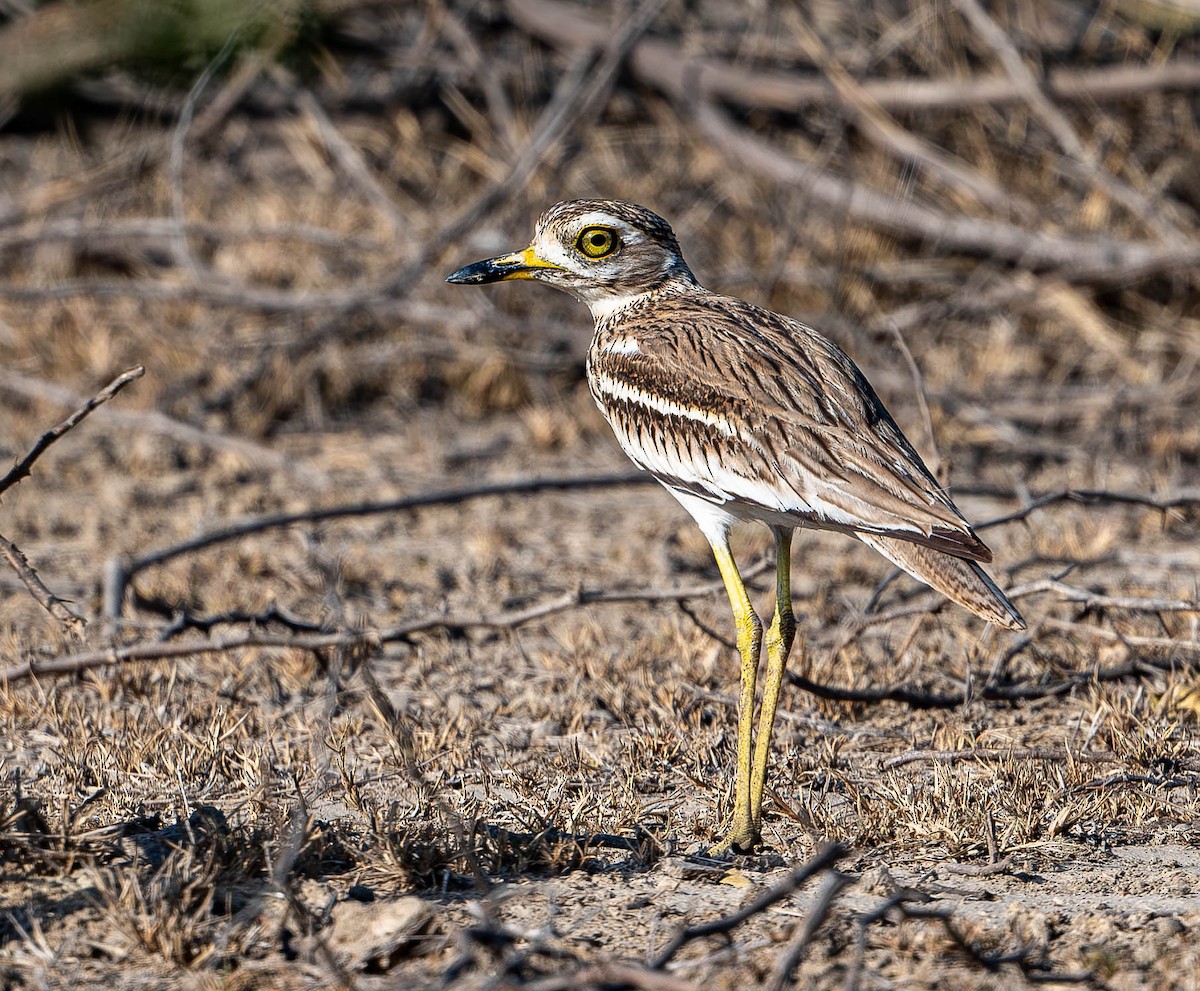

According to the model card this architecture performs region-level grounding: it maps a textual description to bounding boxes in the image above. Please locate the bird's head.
[446,199,696,313]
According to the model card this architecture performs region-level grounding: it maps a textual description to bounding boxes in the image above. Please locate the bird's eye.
[576,226,618,259]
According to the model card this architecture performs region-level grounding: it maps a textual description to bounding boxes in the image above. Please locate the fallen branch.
[0,366,142,636]
[101,471,657,619]
[973,487,1200,530]
[5,558,771,684]
[525,964,699,991]
[765,869,854,991]
[953,0,1182,242]
[1041,618,1200,655]
[100,480,1200,623]
[787,11,1027,218]
[1008,578,1199,614]
[788,654,1183,710]
[649,842,845,970]
[373,0,668,300]
[506,0,1200,111]
[0,217,382,253]
[693,101,1200,281]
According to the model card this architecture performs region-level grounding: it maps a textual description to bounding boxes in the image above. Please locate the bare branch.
[649,842,845,970]
[952,0,1184,241]
[766,870,855,991]
[294,86,410,240]
[1041,618,1200,655]
[101,472,657,620]
[0,533,86,638]
[6,558,773,685]
[169,35,239,278]
[0,368,320,486]
[100,478,1199,624]
[1009,578,1199,614]
[0,365,144,496]
[0,217,382,253]
[975,488,1200,530]
[788,12,1030,217]
[845,889,1095,989]
[525,963,700,991]
[506,0,1200,111]
[373,0,669,302]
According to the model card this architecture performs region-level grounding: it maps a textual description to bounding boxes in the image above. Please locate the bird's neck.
[584,277,702,324]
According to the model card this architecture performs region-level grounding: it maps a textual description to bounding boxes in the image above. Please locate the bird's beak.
[446,246,565,284]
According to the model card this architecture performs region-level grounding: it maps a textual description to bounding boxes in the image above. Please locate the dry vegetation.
[1,0,1200,988]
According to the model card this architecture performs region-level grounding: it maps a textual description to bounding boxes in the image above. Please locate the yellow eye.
[576,226,618,258]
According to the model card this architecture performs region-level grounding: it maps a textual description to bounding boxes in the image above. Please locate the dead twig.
[844,889,1094,990]
[0,217,383,253]
[765,869,854,991]
[169,34,240,279]
[0,365,144,496]
[1041,618,1200,655]
[940,857,1015,877]
[0,365,142,639]
[885,321,940,479]
[1010,578,1199,614]
[0,367,319,486]
[952,0,1183,243]
[101,472,657,619]
[975,488,1200,530]
[789,12,1029,218]
[294,86,410,240]
[649,842,844,970]
[376,0,669,299]
[506,0,1200,113]
[0,534,86,638]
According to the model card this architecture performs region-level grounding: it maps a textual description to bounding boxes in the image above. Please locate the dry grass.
[1,0,1199,988]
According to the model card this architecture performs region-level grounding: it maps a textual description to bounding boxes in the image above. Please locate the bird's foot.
[706,818,760,857]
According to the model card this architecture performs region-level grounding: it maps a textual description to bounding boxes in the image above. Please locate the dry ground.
[1,1,1200,988]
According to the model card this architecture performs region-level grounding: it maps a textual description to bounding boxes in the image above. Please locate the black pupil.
[590,233,606,247]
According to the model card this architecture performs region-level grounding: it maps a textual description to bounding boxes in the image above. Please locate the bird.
[447,198,1025,853]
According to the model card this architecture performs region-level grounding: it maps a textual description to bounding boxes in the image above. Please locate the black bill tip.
[446,257,513,285]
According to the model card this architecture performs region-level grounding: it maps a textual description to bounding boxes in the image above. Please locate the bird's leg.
[708,540,763,854]
[749,527,796,833]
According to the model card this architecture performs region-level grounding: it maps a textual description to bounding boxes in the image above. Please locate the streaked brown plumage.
[448,198,1024,851]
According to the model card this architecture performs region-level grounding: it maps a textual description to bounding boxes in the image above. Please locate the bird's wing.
[586,292,992,562]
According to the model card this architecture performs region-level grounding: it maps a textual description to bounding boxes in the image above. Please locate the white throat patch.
[587,291,653,323]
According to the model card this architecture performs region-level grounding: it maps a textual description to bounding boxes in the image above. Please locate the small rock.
[1151,915,1186,936]
[324,896,432,972]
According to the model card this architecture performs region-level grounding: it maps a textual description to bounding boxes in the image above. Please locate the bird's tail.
[857,533,1026,630]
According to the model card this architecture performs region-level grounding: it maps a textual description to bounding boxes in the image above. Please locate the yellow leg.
[750,527,797,830]
[709,539,763,854]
